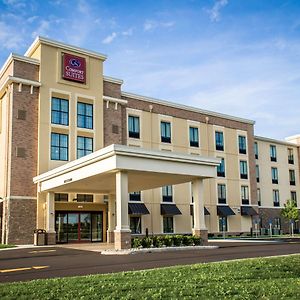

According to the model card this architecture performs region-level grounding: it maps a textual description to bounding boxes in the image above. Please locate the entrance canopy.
[33,144,220,194]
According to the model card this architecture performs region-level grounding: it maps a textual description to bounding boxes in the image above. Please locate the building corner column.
[107,194,116,243]
[114,171,131,250]
[46,192,56,245]
[192,178,208,245]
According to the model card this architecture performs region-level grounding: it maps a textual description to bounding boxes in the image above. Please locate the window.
[55,193,68,202]
[289,170,296,186]
[128,116,140,139]
[291,191,297,203]
[218,184,226,204]
[162,186,173,202]
[163,216,174,233]
[51,97,69,126]
[256,165,260,183]
[274,217,281,229]
[288,148,294,164]
[241,186,249,205]
[257,188,261,206]
[129,191,141,201]
[51,133,68,161]
[219,217,228,232]
[217,158,225,177]
[77,136,93,159]
[77,102,93,129]
[161,121,171,143]
[76,194,93,202]
[240,160,248,179]
[215,131,224,151]
[238,135,247,154]
[130,217,141,234]
[273,190,280,207]
[270,145,277,162]
[271,167,278,184]
[189,127,199,147]
[254,142,258,159]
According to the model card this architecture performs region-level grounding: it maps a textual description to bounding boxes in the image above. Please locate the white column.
[108,194,116,231]
[46,192,55,233]
[115,171,129,231]
[192,178,206,231]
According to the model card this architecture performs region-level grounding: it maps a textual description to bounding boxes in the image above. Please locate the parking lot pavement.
[0,240,299,283]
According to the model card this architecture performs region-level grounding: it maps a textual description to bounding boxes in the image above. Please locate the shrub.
[131,237,142,248]
[141,237,152,248]
[131,234,202,248]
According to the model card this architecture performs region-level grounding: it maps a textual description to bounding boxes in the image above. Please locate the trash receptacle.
[34,229,46,246]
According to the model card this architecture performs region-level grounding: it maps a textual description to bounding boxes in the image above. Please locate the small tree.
[281,199,299,236]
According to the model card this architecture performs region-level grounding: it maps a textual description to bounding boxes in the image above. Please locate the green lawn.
[0,244,15,249]
[1,255,300,299]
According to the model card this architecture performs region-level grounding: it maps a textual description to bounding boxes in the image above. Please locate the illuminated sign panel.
[62,53,86,84]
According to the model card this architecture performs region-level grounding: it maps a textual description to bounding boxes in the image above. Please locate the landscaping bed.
[131,234,202,248]
[1,255,300,299]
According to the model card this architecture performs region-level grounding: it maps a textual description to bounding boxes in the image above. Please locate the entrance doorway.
[55,212,103,243]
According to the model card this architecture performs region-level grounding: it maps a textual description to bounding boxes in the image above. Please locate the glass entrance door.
[55,212,103,243]
[79,213,91,241]
[68,213,80,242]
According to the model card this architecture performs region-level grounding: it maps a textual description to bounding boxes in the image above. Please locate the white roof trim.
[255,135,297,146]
[285,134,300,141]
[0,75,41,97]
[103,75,123,85]
[103,95,127,105]
[122,91,255,125]
[0,53,40,80]
[34,144,220,183]
[25,36,107,61]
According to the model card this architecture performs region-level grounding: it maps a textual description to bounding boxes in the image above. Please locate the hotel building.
[0,37,299,249]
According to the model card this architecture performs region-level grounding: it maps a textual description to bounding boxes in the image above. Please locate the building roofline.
[255,135,297,146]
[25,36,107,61]
[122,91,255,125]
[0,53,40,80]
[103,75,123,85]
[285,134,300,141]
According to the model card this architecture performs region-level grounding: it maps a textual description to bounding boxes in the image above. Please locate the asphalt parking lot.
[0,240,299,283]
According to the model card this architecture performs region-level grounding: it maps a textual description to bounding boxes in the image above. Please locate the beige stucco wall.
[126,108,253,234]
[27,42,105,230]
[255,138,300,208]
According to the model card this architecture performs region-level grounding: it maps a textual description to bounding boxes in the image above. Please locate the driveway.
[0,240,299,283]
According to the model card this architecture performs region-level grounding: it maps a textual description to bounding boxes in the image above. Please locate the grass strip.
[1,255,300,299]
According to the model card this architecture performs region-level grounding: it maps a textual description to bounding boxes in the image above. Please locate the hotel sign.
[62,53,86,84]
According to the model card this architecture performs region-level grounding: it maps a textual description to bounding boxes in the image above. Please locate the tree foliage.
[281,199,299,222]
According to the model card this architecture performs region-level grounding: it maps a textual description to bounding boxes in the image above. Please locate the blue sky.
[1,0,300,140]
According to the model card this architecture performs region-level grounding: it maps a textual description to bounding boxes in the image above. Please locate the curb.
[101,245,219,255]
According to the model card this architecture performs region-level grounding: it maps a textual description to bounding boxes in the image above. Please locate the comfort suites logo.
[62,53,86,84]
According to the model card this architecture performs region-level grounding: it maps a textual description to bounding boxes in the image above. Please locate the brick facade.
[1,60,39,244]
[6,198,37,244]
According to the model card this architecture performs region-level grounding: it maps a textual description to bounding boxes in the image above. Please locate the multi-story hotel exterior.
[0,37,299,249]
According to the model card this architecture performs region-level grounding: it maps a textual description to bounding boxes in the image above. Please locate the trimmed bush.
[131,234,202,248]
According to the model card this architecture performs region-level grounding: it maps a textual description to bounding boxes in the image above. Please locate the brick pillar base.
[193,229,208,245]
[107,230,115,243]
[46,232,56,245]
[114,230,131,250]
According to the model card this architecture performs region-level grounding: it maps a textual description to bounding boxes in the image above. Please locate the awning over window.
[161,204,182,216]
[128,203,150,215]
[217,205,235,216]
[241,206,258,216]
[190,204,210,216]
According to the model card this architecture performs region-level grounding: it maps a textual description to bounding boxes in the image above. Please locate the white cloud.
[205,0,228,22]
[102,32,117,44]
[122,28,133,36]
[3,0,26,9]
[144,20,175,31]
[0,21,24,50]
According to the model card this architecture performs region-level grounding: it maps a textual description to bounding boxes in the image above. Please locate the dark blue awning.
[161,204,182,215]
[217,205,235,216]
